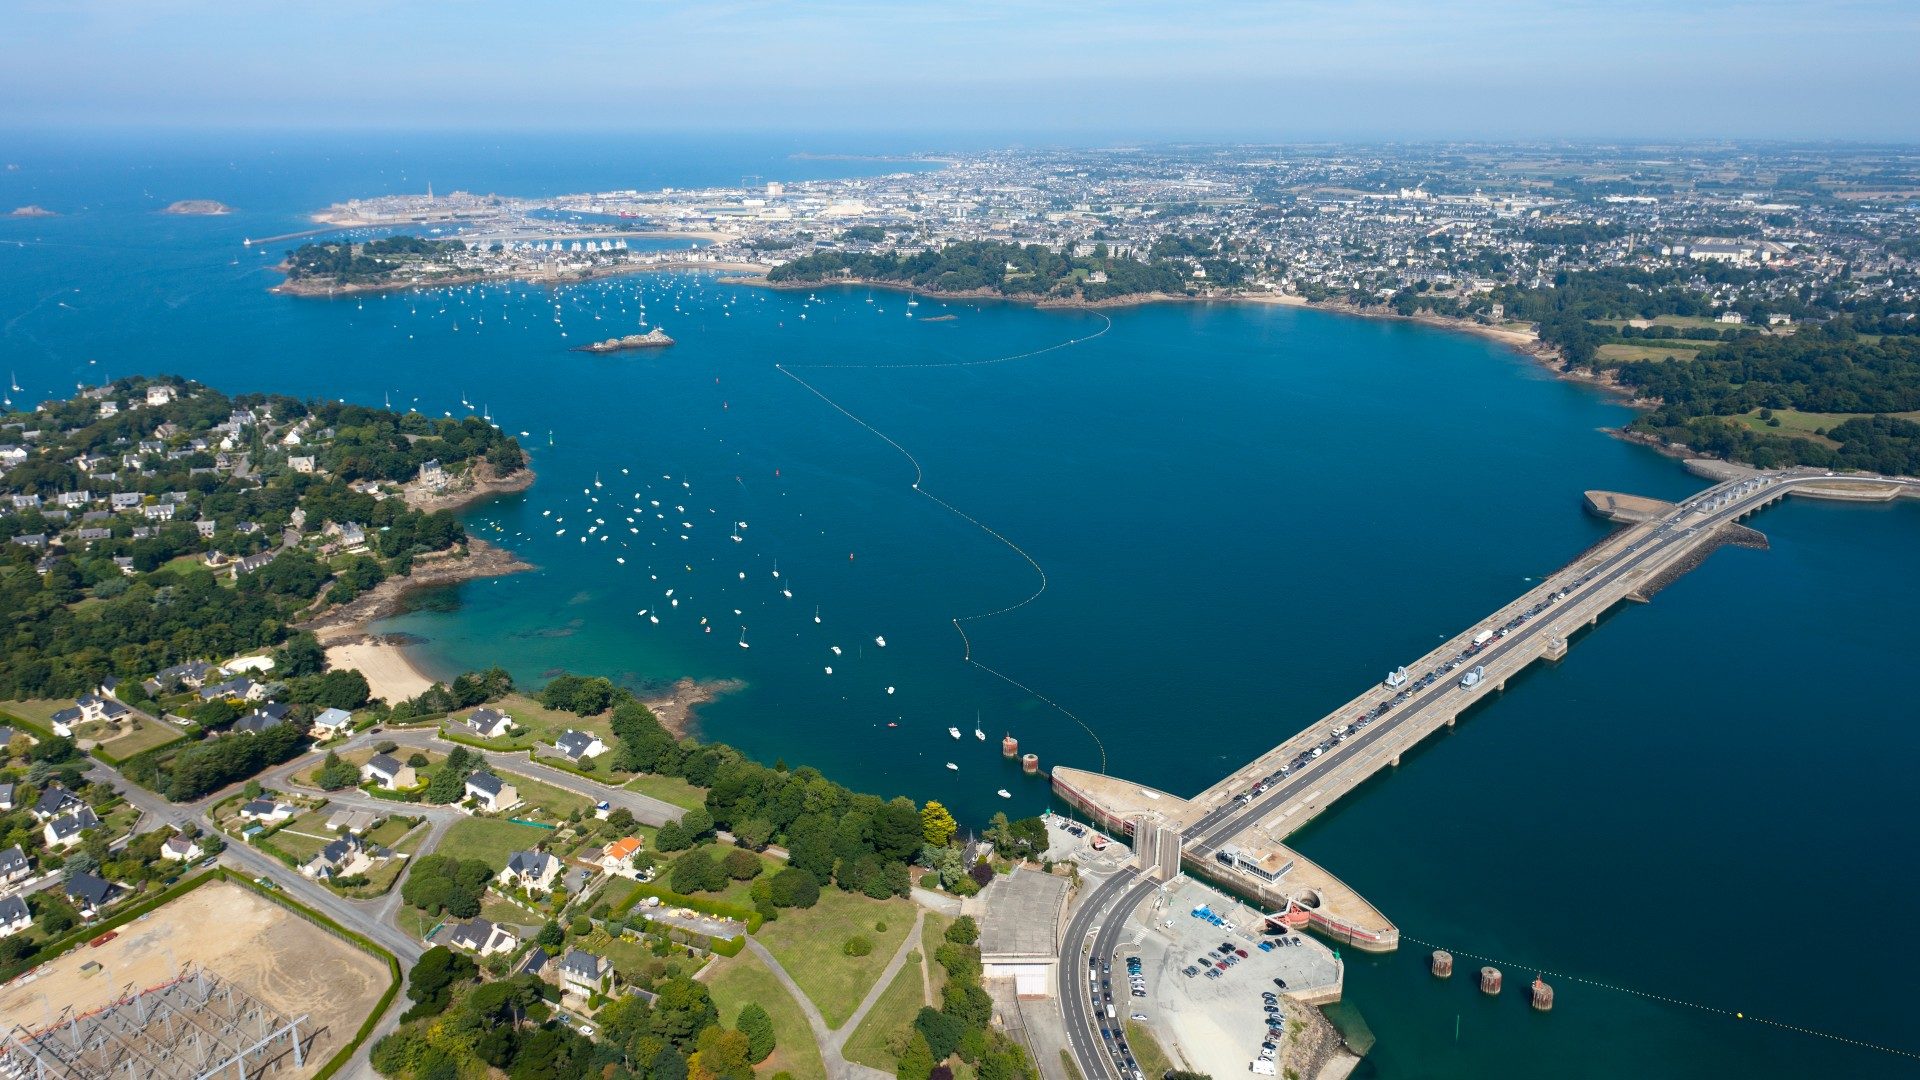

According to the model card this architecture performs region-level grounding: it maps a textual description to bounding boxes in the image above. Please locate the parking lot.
[1099,878,1341,1080]
[1043,813,1134,874]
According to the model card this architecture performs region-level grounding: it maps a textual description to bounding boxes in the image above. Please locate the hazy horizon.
[6,0,1918,141]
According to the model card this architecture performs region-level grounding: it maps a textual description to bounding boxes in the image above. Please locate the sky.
[3,0,1918,141]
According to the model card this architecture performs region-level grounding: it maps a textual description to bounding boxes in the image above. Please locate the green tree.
[314,751,360,790]
[897,1031,935,1080]
[737,1002,776,1063]
[721,848,762,881]
[921,801,958,847]
[767,867,821,909]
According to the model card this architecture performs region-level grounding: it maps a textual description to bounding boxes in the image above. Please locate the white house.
[239,799,295,823]
[160,833,204,862]
[498,850,560,894]
[44,807,101,850]
[0,896,29,937]
[553,730,607,762]
[309,708,354,739]
[451,917,520,957]
[464,770,520,813]
[302,835,370,881]
[559,949,610,996]
[601,836,645,877]
[361,753,417,791]
[0,845,31,887]
[460,707,515,740]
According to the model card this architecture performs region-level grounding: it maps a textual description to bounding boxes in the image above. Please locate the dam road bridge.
[1053,465,1917,1080]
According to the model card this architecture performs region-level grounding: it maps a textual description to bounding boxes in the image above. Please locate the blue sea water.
[2,134,1916,1078]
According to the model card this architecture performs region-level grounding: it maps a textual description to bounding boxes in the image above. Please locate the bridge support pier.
[1389,754,1401,767]
[1444,716,1456,728]
[1543,636,1568,661]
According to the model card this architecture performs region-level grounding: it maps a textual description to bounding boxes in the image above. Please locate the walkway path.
[746,908,926,1080]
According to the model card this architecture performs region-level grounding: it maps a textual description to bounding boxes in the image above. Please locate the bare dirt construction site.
[0,881,389,1077]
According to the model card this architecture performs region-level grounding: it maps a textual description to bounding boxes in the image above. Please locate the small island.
[8,205,56,217]
[572,328,675,353]
[162,199,232,215]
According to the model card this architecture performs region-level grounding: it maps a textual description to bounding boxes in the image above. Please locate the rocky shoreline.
[638,677,744,739]
[573,328,674,353]
[299,537,534,644]
[404,461,536,514]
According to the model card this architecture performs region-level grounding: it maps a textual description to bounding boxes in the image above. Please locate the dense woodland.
[283,236,469,283]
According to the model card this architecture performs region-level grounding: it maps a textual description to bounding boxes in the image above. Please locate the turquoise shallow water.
[3,135,1916,1077]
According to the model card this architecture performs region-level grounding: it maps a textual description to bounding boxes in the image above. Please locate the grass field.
[755,890,914,1028]
[622,773,708,810]
[843,951,925,1070]
[1124,1022,1174,1078]
[1595,341,1714,363]
[435,817,553,867]
[1732,407,1920,440]
[837,912,949,1068]
[706,948,828,1080]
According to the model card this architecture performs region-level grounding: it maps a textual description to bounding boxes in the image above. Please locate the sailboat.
[781,578,793,599]
[738,627,750,649]
[947,726,962,739]
[813,606,822,624]
[974,713,986,741]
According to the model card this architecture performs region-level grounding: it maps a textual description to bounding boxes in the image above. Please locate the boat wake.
[775,313,1112,770]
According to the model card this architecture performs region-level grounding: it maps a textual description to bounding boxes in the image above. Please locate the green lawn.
[446,692,622,750]
[2,699,70,729]
[843,951,926,1070]
[500,773,593,820]
[434,817,553,868]
[1732,406,1920,442]
[1124,1022,1174,1078]
[706,948,828,1080]
[82,716,186,759]
[755,890,914,1028]
[845,912,945,1069]
[365,815,419,847]
[623,773,708,811]
[482,895,544,928]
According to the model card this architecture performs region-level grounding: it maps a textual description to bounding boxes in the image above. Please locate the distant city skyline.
[4,0,1919,140]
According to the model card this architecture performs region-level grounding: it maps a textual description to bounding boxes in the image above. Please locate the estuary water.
[2,134,1916,1078]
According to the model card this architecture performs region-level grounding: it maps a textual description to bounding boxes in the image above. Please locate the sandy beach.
[327,636,436,703]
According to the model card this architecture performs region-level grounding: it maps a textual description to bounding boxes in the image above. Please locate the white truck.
[1471,629,1495,648]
